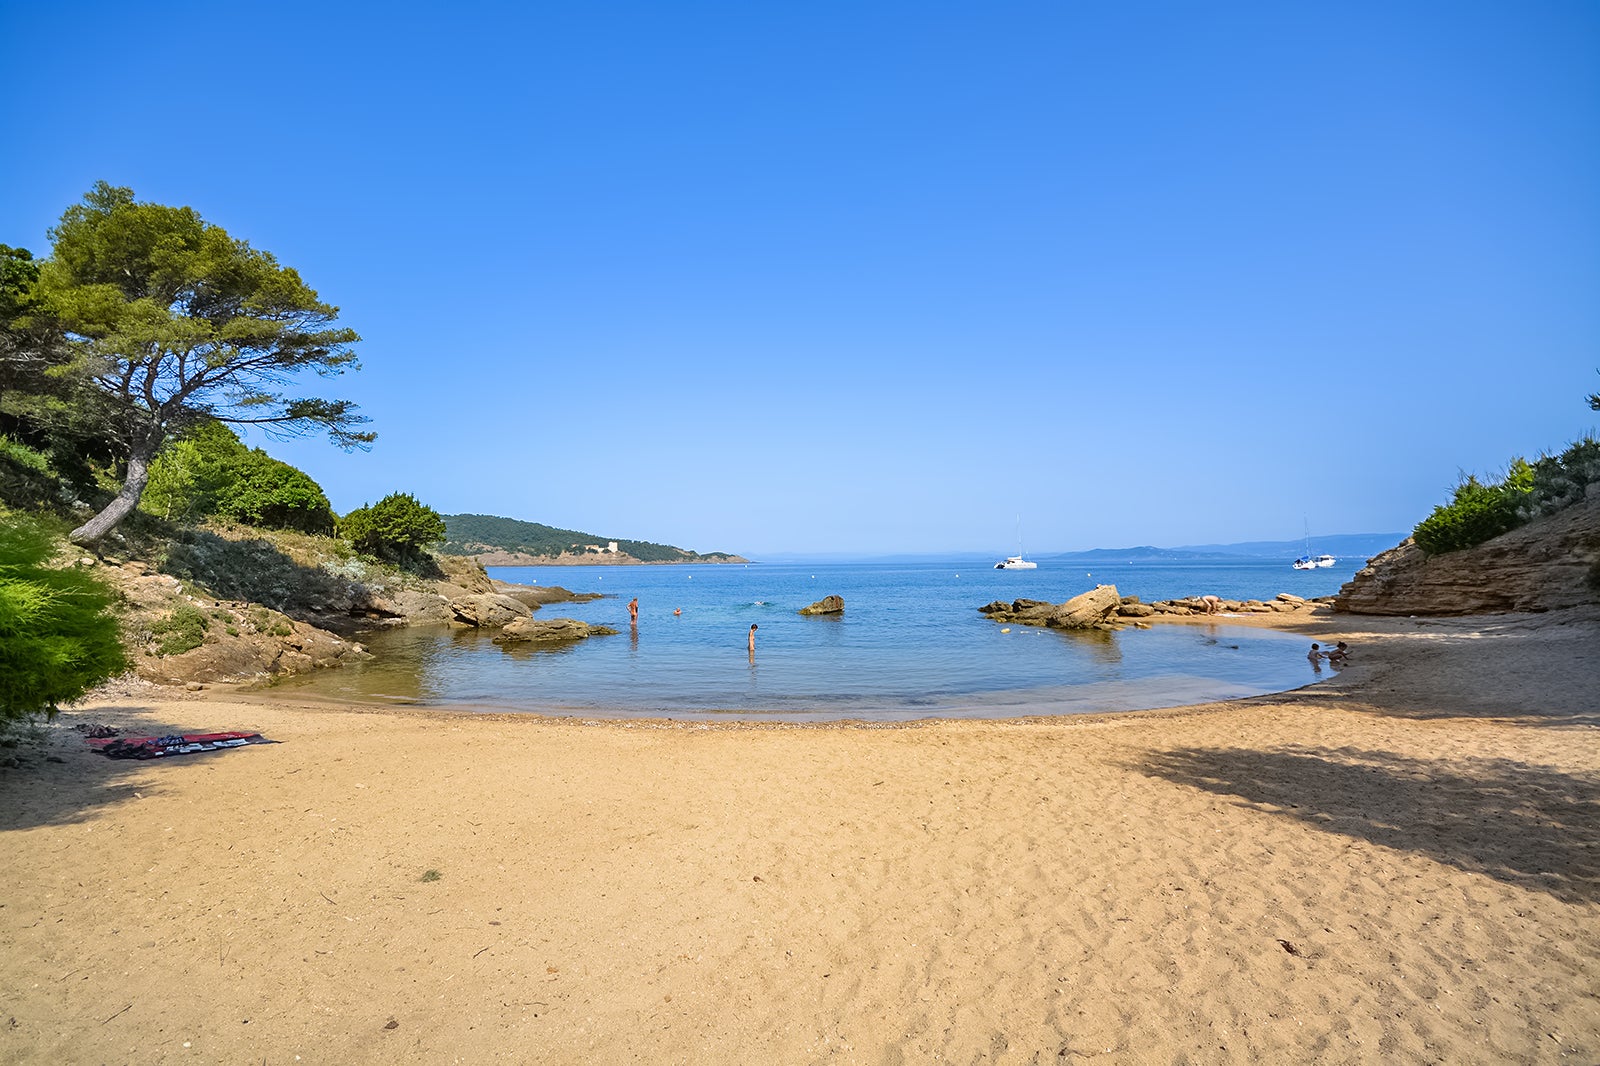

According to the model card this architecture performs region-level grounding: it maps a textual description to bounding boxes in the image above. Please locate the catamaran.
[995,518,1038,569]
[994,555,1037,570]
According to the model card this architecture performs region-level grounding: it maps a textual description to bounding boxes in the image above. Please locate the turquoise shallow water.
[266,558,1353,722]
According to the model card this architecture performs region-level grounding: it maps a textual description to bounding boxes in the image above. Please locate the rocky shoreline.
[981,585,1331,630]
[92,526,613,689]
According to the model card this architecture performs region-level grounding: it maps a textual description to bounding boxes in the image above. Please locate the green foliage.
[0,514,127,720]
[341,493,447,564]
[148,602,209,656]
[211,451,335,534]
[1412,442,1600,556]
[1524,437,1600,519]
[0,436,51,475]
[1412,470,1528,555]
[440,512,729,562]
[32,182,373,545]
[140,421,335,534]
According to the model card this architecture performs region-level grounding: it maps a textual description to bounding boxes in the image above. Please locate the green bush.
[0,514,127,720]
[211,451,336,534]
[148,602,209,656]
[141,421,335,534]
[1524,437,1600,519]
[1412,470,1529,555]
[0,436,51,474]
[341,493,446,564]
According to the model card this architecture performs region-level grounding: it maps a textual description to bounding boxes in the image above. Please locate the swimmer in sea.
[748,623,758,657]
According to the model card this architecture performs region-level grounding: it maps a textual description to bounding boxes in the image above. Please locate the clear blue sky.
[3,2,1596,556]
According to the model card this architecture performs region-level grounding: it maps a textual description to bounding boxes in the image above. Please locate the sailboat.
[1292,523,1336,570]
[995,519,1038,569]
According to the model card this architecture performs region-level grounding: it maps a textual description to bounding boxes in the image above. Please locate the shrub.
[341,493,446,564]
[211,451,336,534]
[141,421,336,534]
[0,514,127,720]
[1412,471,1529,555]
[0,436,51,474]
[1524,437,1600,519]
[148,602,209,656]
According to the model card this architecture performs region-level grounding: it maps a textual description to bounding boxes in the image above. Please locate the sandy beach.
[2,607,1597,1064]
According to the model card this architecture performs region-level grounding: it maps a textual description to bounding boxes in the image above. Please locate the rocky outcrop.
[128,601,372,686]
[799,595,845,616]
[981,585,1123,629]
[493,617,620,644]
[1334,494,1600,615]
[983,587,1335,630]
[1050,585,1122,628]
[449,593,532,627]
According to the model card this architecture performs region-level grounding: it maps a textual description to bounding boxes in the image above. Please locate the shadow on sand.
[0,708,273,833]
[1138,744,1600,903]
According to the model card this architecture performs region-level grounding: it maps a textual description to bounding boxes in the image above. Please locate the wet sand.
[2,607,1596,1063]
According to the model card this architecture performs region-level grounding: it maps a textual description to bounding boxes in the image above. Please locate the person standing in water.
[748,623,758,658]
[627,597,639,627]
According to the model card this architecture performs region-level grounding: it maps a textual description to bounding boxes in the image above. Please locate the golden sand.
[2,609,1596,1063]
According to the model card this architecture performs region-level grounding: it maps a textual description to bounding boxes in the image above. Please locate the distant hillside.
[440,513,742,564]
[1043,533,1405,565]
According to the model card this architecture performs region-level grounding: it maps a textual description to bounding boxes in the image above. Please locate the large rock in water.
[799,595,845,615]
[450,593,533,627]
[1334,493,1600,615]
[978,587,1122,628]
[493,617,619,644]
[1049,584,1123,628]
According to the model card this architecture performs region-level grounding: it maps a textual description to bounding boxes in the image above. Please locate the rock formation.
[981,585,1123,629]
[493,618,619,644]
[982,587,1333,631]
[449,593,532,628]
[1334,493,1600,615]
[799,595,845,615]
[1050,585,1123,628]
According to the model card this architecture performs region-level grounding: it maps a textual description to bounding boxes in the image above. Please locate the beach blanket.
[87,732,270,760]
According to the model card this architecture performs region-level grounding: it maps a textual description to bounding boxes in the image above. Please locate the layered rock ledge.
[1334,493,1600,615]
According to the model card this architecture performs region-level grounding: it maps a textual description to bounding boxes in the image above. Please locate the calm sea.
[266,557,1356,722]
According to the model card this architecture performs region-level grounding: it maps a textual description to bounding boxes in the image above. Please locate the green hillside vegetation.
[141,420,337,534]
[442,513,736,563]
[1412,435,1599,555]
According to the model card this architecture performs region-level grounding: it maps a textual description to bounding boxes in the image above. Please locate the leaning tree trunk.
[69,434,160,548]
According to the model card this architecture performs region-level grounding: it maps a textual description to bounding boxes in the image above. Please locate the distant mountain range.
[440,513,741,564]
[442,514,1403,567]
[1041,533,1405,564]
[760,533,1406,566]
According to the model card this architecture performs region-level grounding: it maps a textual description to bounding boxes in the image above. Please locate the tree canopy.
[141,420,337,534]
[341,493,447,564]
[33,183,373,546]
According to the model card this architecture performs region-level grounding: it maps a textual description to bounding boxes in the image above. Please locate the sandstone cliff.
[1334,492,1600,615]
